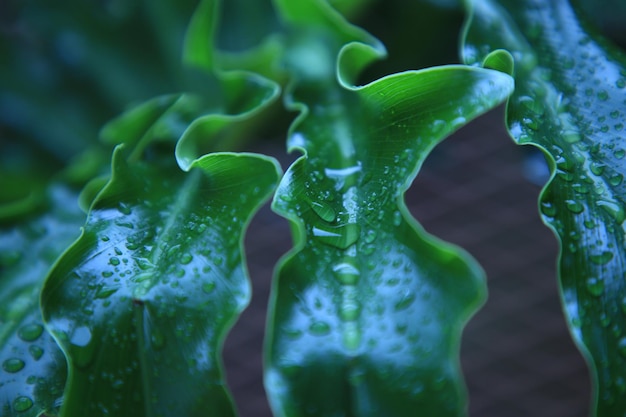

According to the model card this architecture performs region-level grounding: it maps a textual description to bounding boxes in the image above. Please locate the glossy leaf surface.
[265,1,514,416]
[0,186,84,416]
[463,0,626,414]
[38,1,282,415]
[41,148,280,417]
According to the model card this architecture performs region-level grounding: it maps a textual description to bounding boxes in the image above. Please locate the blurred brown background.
[225,107,591,417]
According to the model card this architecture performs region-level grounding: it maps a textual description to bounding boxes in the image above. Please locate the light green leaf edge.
[265,0,514,416]
[462,0,626,415]
[0,185,84,417]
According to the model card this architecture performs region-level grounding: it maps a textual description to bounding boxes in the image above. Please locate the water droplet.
[339,300,361,321]
[332,262,360,285]
[590,162,606,176]
[394,290,416,311]
[519,96,544,115]
[102,271,113,278]
[590,251,614,265]
[29,345,43,360]
[18,323,43,342]
[609,174,624,186]
[616,149,626,159]
[118,202,132,215]
[597,90,609,101]
[109,257,120,266]
[95,285,119,299]
[364,229,377,244]
[71,326,92,347]
[2,358,25,373]
[597,200,625,223]
[179,253,193,265]
[13,396,33,412]
[151,328,165,349]
[572,183,589,194]
[310,201,336,223]
[585,277,604,297]
[343,325,361,350]
[309,321,331,336]
[618,337,626,357]
[392,211,402,227]
[312,223,360,249]
[562,130,581,143]
[202,282,215,293]
[541,201,557,217]
[112,379,124,390]
[565,200,584,214]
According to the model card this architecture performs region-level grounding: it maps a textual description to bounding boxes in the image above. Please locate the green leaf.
[0,0,198,161]
[463,0,626,414]
[41,147,280,417]
[101,0,281,164]
[0,185,84,416]
[265,1,514,416]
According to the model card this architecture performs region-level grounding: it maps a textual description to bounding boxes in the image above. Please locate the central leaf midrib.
[146,168,202,286]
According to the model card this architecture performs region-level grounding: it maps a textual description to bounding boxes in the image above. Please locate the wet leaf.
[41,147,280,417]
[0,185,84,416]
[39,1,283,415]
[265,1,513,416]
[463,0,626,414]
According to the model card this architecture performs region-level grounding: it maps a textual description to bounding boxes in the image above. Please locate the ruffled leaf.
[463,0,626,414]
[265,1,514,416]
[41,147,280,417]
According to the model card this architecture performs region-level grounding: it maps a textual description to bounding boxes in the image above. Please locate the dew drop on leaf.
[339,300,361,321]
[2,358,25,373]
[310,201,336,222]
[28,345,44,361]
[179,253,193,265]
[71,326,92,347]
[618,337,626,357]
[394,290,416,311]
[565,200,584,214]
[364,229,377,244]
[312,223,359,249]
[590,162,606,176]
[151,328,165,349]
[609,174,624,186]
[309,321,331,336]
[18,323,44,342]
[202,282,215,293]
[95,286,119,299]
[541,201,557,217]
[12,396,33,412]
[343,325,361,350]
[332,262,360,285]
[585,277,604,297]
[590,251,614,265]
[596,200,625,223]
[392,211,402,226]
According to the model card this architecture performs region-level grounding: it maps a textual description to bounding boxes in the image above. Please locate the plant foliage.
[1,0,625,416]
